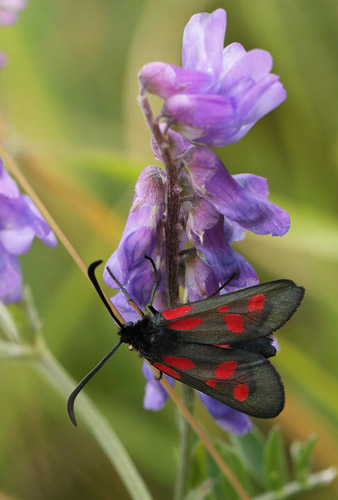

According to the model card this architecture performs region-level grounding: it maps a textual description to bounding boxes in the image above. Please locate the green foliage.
[188,426,335,500]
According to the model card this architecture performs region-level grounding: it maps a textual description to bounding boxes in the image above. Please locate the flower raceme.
[104,128,289,433]
[0,160,57,304]
[104,8,290,434]
[138,8,286,147]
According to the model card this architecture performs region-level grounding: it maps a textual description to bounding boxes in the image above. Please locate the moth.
[67,260,304,426]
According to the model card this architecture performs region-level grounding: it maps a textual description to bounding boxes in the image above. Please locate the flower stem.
[139,92,251,500]
[138,91,181,306]
[34,337,153,500]
[174,385,195,500]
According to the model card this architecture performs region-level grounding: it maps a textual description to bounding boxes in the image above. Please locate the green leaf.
[190,440,208,488]
[290,434,317,483]
[206,440,250,500]
[0,302,20,343]
[184,479,214,500]
[264,426,288,491]
[230,426,266,487]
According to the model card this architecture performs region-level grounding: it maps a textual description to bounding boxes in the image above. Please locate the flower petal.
[182,9,226,80]
[0,159,20,198]
[142,361,174,410]
[198,392,252,434]
[104,166,166,285]
[185,196,258,289]
[184,253,219,302]
[185,147,290,236]
[138,63,214,99]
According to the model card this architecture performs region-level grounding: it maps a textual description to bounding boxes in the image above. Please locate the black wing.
[148,343,284,418]
[160,280,304,345]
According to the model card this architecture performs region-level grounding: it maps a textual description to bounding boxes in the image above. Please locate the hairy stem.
[138,91,181,306]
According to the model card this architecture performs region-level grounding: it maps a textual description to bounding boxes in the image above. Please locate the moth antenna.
[210,272,236,297]
[144,255,158,309]
[105,266,144,318]
[67,340,123,426]
[88,260,124,328]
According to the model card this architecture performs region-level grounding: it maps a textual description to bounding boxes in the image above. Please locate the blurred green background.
[0,0,337,498]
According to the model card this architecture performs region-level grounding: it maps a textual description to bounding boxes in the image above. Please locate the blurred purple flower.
[0,160,57,304]
[139,8,286,147]
[0,0,26,26]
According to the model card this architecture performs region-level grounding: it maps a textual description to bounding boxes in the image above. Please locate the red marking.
[206,380,217,387]
[217,304,230,313]
[162,304,193,320]
[248,294,265,311]
[168,317,203,330]
[224,314,244,333]
[162,356,195,370]
[213,344,230,348]
[234,384,249,401]
[214,361,237,379]
[153,363,180,379]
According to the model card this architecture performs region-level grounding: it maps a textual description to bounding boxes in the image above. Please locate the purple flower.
[0,0,26,26]
[103,165,167,308]
[184,195,258,290]
[139,8,286,147]
[198,392,252,434]
[184,146,290,237]
[0,160,57,304]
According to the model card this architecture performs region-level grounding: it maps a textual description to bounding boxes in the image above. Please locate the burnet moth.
[67,258,304,426]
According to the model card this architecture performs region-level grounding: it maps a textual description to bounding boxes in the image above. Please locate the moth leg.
[210,272,236,297]
[155,370,163,381]
[144,255,158,309]
[148,305,159,316]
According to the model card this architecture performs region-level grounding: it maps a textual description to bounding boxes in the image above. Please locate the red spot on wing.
[224,314,244,333]
[206,380,217,387]
[214,361,237,379]
[162,304,193,320]
[234,383,249,401]
[248,294,265,311]
[213,344,230,349]
[168,317,204,330]
[153,363,180,379]
[162,356,195,370]
[217,305,229,313]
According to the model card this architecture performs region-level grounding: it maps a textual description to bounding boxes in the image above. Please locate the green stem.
[174,386,195,500]
[253,468,337,500]
[34,339,153,500]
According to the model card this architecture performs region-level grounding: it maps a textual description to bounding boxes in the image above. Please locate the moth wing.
[148,343,284,418]
[161,280,304,345]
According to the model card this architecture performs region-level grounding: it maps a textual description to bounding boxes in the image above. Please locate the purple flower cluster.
[0,159,57,304]
[105,9,288,434]
[139,9,286,147]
